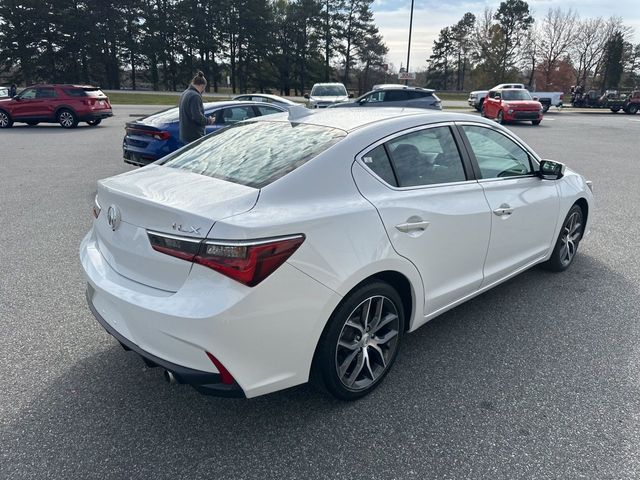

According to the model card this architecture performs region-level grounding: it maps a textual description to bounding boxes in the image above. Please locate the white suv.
[305,83,349,108]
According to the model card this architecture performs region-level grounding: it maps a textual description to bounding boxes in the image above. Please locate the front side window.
[162,121,346,188]
[462,125,533,179]
[382,126,467,187]
[18,88,36,100]
[362,91,384,103]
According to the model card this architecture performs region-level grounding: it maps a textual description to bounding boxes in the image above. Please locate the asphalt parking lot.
[1,106,639,479]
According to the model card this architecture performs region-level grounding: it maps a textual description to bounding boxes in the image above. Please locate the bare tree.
[538,8,577,89]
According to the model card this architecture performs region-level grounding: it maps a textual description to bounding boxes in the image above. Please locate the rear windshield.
[161,121,346,188]
[142,107,180,124]
[64,88,107,98]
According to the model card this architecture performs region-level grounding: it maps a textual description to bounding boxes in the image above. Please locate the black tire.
[627,104,638,115]
[0,110,13,128]
[532,120,541,125]
[57,108,78,128]
[497,110,505,124]
[26,121,39,126]
[312,281,405,401]
[544,204,584,272]
[610,107,621,113]
[86,119,102,126]
[542,104,550,113]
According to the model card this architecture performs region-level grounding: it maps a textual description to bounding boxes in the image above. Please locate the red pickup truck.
[482,88,543,125]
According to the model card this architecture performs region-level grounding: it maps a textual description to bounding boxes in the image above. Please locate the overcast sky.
[372,0,640,71]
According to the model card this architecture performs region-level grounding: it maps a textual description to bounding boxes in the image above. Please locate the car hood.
[310,96,348,103]
[0,98,13,104]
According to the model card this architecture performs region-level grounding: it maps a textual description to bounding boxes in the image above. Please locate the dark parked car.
[331,85,442,110]
[123,101,287,166]
[0,84,112,128]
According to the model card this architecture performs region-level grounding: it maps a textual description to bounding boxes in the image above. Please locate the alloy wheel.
[335,295,400,391]
[0,112,8,127]
[559,211,582,267]
[59,111,74,127]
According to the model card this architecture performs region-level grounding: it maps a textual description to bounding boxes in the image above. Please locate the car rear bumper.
[80,228,340,398]
[86,286,245,397]
[79,110,113,121]
[504,111,542,121]
[123,149,158,166]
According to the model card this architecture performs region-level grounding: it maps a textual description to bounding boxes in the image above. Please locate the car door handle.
[395,220,431,233]
[493,203,514,217]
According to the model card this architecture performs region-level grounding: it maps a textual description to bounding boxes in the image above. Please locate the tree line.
[0,0,388,94]
[427,0,640,93]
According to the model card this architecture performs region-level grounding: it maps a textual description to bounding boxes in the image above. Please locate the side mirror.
[13,96,20,100]
[533,96,539,101]
[494,93,501,101]
[303,93,309,99]
[539,160,565,180]
[349,93,354,98]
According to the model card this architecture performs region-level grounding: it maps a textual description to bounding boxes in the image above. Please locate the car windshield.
[502,90,532,101]
[161,121,346,188]
[311,85,347,97]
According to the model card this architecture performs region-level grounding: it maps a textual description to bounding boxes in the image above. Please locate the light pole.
[405,0,415,85]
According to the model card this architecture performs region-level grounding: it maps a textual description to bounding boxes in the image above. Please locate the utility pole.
[405,0,414,86]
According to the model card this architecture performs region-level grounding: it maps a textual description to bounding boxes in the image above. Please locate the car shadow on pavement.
[3,253,640,479]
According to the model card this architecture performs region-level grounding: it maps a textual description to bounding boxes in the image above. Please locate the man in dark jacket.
[179,71,213,144]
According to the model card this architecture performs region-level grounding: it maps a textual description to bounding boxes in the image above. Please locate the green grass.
[437,92,469,101]
[107,92,233,105]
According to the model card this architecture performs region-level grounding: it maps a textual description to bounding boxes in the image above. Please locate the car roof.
[202,100,287,109]
[254,107,493,133]
[372,84,435,93]
[311,83,346,87]
[232,93,296,104]
[26,84,99,88]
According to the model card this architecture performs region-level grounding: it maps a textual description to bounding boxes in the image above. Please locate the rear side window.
[162,121,346,188]
[36,88,57,98]
[217,106,256,125]
[385,91,411,102]
[256,105,283,116]
[63,88,106,97]
[362,145,397,186]
[386,126,466,187]
[408,91,432,99]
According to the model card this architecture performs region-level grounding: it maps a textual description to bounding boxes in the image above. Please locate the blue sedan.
[123,101,287,166]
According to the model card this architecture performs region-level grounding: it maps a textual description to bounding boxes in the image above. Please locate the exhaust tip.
[164,370,177,385]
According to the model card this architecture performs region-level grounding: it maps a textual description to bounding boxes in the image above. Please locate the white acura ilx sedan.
[81,107,593,400]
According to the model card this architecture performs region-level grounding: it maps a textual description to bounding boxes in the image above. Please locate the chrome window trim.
[355,121,476,191]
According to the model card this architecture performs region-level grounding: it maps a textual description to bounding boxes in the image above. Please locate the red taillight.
[195,236,305,287]
[125,127,171,141]
[147,232,305,287]
[205,352,235,385]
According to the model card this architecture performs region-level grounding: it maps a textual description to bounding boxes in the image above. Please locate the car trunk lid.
[95,165,259,291]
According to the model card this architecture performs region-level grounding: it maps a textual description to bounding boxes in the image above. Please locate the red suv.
[482,88,543,125]
[0,84,113,129]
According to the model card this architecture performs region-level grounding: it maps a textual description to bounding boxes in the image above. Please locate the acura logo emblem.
[107,205,121,231]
